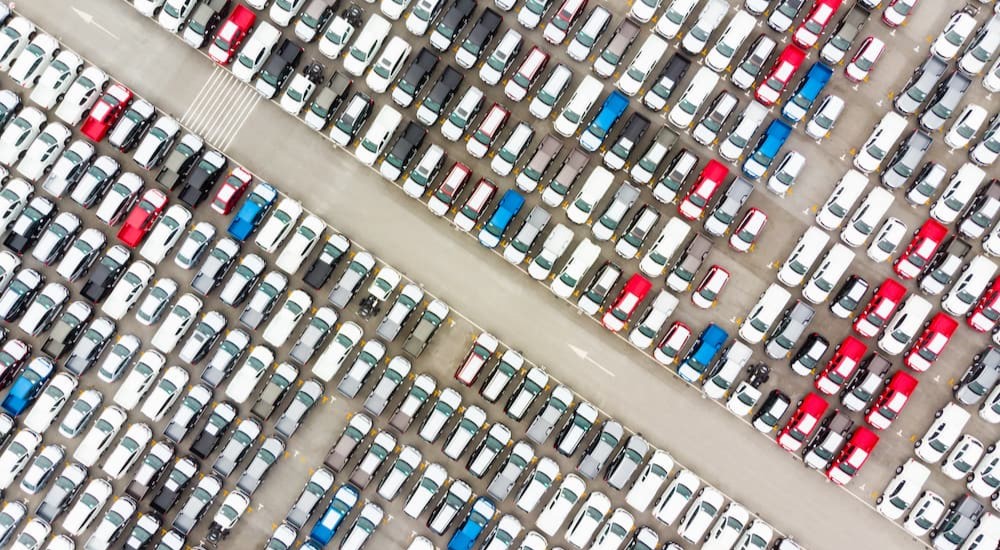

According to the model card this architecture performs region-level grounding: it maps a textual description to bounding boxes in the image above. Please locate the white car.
[703,502,749,550]
[0,107,46,167]
[40,140,91,199]
[914,403,970,463]
[313,322,364,382]
[19,444,63,495]
[97,335,140,384]
[158,0,198,31]
[678,487,724,543]
[140,204,193,264]
[101,423,152,479]
[630,0,662,23]
[563,492,610,547]
[62,478,113,537]
[366,36,411,93]
[867,217,906,263]
[30,51,83,110]
[624,450,675,512]
[652,469,701,525]
[903,491,945,537]
[135,278,178,326]
[968,445,1000,497]
[151,293,203,353]
[876,459,930,520]
[85,496,137,550]
[113,350,166,411]
[23,373,77,435]
[0,429,41,490]
[256,198,302,253]
[54,67,110,125]
[805,95,845,140]
[95,172,143,225]
[19,282,69,336]
[101,261,154,320]
[270,0,307,26]
[73,405,127,467]
[0,17,35,71]
[262,290,312,347]
[140,366,190,422]
[9,33,59,89]
[944,104,988,149]
[941,434,984,481]
[175,222,216,270]
[656,0,698,39]
[226,346,275,404]
[932,11,977,60]
[233,22,282,82]
[590,508,633,550]
[0,178,32,234]
[356,106,403,166]
[279,71,319,115]
[178,311,227,364]
[318,13,358,58]
[133,116,180,170]
[133,0,165,16]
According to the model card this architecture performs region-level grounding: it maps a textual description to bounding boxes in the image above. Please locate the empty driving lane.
[23,1,926,549]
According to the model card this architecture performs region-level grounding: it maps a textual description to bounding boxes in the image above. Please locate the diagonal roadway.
[29,1,931,548]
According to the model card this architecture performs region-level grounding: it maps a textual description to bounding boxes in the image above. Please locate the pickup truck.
[403,299,449,357]
[324,413,373,472]
[155,134,204,190]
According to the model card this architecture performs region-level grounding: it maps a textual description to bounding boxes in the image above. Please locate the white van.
[355,104,403,166]
[529,64,573,119]
[668,67,720,129]
[878,295,933,356]
[802,243,856,304]
[777,226,831,287]
[629,290,680,349]
[738,283,792,344]
[639,217,691,277]
[617,35,669,96]
[914,402,971,463]
[342,14,393,77]
[718,100,768,161]
[440,87,485,140]
[943,255,998,316]
[551,238,602,298]
[854,111,908,173]
[931,163,987,224]
[565,166,614,224]
[365,36,412,93]
[876,458,930,520]
[528,224,575,280]
[816,169,868,230]
[705,9,755,72]
[554,75,604,137]
[567,7,612,62]
[841,187,894,247]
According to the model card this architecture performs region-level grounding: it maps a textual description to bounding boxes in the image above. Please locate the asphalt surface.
[11,0,1000,549]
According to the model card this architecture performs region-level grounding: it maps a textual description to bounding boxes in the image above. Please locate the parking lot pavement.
[17,0,1000,548]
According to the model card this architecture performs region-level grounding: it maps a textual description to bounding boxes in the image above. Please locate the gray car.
[894,55,948,115]
[954,347,1000,405]
[577,420,624,479]
[503,206,551,264]
[325,413,373,473]
[526,385,573,445]
[274,379,324,438]
[285,467,335,529]
[605,434,649,490]
[389,374,436,432]
[125,441,174,501]
[375,284,423,342]
[363,357,411,416]
[328,252,375,309]
[251,363,298,420]
[64,317,115,375]
[704,178,754,237]
[919,71,972,131]
[199,329,250,387]
[931,494,984,550]
[191,238,239,296]
[289,307,337,365]
[163,383,212,443]
[764,301,816,360]
[236,436,284,495]
[881,130,933,189]
[239,272,288,329]
[337,342,388,399]
[36,462,87,523]
[486,441,534,501]
[171,474,222,535]
[212,417,262,478]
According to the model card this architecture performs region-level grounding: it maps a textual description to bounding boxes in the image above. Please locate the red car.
[815,335,867,395]
[117,189,168,248]
[793,0,843,49]
[80,84,133,142]
[678,160,728,220]
[865,370,918,429]
[894,219,948,279]
[755,45,807,106]
[211,167,252,215]
[454,333,499,386]
[777,392,829,452]
[208,5,256,65]
[826,427,879,485]
[853,278,907,338]
[601,273,653,333]
[905,312,958,372]
[653,321,693,365]
[967,276,1000,332]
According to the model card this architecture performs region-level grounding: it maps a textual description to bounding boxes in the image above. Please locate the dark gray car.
[212,417,262,478]
[919,71,972,131]
[931,494,985,550]
[375,284,423,342]
[239,272,288,329]
[35,462,87,522]
[64,317,114,375]
[895,55,949,115]
[577,420,624,479]
[324,413,373,473]
[171,474,222,535]
[605,434,649,490]
[289,307,337,365]
[191,238,239,296]
[764,301,816,360]
[954,347,1000,405]
[328,252,375,310]
[486,441,533,501]
[881,130,933,189]
[236,436,284,495]
[667,234,713,292]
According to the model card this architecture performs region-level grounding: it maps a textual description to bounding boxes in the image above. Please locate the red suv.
[905,312,958,372]
[755,45,806,106]
[117,189,168,247]
[777,392,829,452]
[81,84,133,142]
[602,273,652,333]
[678,160,728,220]
[815,336,867,395]
[827,426,878,485]
[211,167,252,215]
[793,0,844,49]
[209,5,256,65]
[865,371,918,429]
[894,219,948,279]
[853,278,907,338]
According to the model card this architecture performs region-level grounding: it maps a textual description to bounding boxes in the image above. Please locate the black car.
[191,402,237,459]
[0,269,43,322]
[431,0,477,51]
[644,53,691,109]
[746,363,770,387]
[380,121,427,181]
[456,8,502,68]
[417,65,463,124]
[259,38,304,97]
[303,236,350,289]
[150,457,199,515]
[393,48,439,108]
[40,305,91,360]
[4,197,55,254]
[81,246,131,303]
[606,113,650,166]
[179,150,227,207]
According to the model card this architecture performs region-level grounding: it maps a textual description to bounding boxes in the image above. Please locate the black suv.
[258,39,304,98]
[393,47,439,108]
[381,122,427,181]
[179,150,227,207]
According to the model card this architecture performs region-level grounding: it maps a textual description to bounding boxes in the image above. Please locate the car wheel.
[988,444,996,453]
[935,409,943,418]
[896,465,903,475]
[914,440,921,448]
[967,473,976,483]
[875,496,883,505]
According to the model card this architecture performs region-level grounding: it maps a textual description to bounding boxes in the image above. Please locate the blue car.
[227,182,278,241]
[742,120,793,180]
[781,62,833,123]
[309,484,359,546]
[677,324,728,383]
[448,497,496,550]
[1,357,54,416]
[580,91,629,152]
[478,189,524,248]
